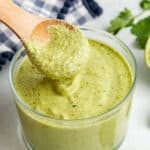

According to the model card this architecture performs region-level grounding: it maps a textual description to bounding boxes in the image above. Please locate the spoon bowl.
[30,19,75,44]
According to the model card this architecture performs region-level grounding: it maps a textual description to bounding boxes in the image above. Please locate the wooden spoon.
[0,0,74,43]
[0,0,87,81]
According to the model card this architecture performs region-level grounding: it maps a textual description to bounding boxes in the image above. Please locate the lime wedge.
[145,36,150,68]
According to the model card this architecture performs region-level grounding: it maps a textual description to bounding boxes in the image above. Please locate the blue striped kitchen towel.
[0,0,103,71]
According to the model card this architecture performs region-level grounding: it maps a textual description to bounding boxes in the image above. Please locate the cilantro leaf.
[131,16,150,48]
[140,0,150,10]
[107,8,134,35]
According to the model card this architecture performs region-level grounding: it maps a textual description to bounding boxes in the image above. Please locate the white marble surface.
[0,0,150,149]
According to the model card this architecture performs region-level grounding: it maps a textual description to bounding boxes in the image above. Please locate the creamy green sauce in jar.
[13,24,134,149]
[14,39,132,120]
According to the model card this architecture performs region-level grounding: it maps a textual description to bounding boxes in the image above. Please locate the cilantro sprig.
[131,16,150,48]
[108,8,134,35]
[140,0,150,10]
[107,0,150,49]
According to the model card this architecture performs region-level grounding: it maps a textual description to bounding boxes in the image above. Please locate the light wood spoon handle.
[0,0,45,40]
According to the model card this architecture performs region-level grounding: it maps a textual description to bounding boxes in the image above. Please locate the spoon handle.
[0,0,44,40]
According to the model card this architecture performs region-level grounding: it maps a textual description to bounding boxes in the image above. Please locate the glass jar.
[9,27,137,150]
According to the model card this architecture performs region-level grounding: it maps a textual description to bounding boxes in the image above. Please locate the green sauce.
[25,25,90,80]
[14,39,132,120]
[14,31,133,149]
